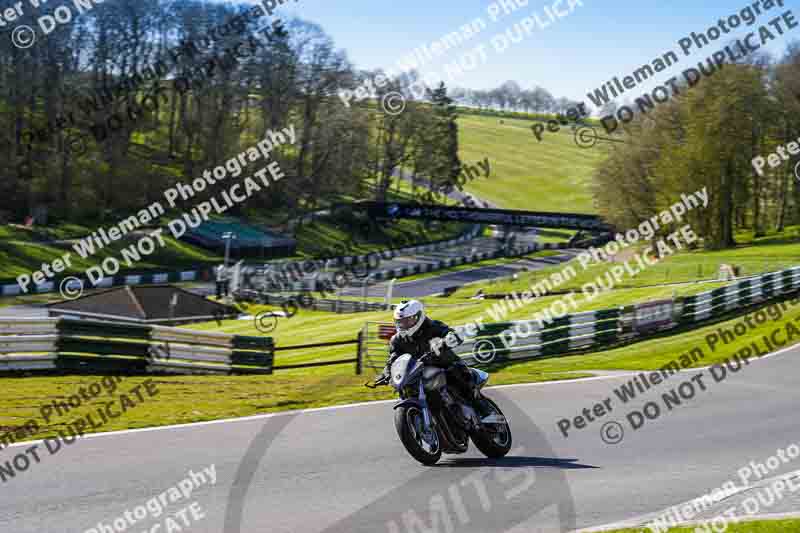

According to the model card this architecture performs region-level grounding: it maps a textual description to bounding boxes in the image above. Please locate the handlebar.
[364,351,436,389]
[365,374,390,388]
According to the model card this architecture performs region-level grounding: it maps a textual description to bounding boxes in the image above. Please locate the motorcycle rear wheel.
[394,405,442,466]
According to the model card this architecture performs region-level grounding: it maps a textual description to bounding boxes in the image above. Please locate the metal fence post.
[355,329,363,375]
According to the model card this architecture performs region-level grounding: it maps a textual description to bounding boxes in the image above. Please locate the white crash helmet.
[393,300,425,338]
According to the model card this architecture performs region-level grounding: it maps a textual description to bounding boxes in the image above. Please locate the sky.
[224,0,798,110]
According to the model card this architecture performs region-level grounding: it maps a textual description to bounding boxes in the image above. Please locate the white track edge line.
[576,469,800,532]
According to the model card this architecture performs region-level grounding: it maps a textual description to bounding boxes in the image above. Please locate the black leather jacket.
[386,318,461,369]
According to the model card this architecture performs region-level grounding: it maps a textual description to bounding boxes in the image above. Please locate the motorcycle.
[367,352,512,465]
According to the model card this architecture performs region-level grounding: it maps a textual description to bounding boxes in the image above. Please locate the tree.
[499,80,522,110]
[593,61,776,250]
[532,86,554,113]
[426,82,461,193]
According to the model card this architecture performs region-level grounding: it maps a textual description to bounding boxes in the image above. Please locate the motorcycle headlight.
[423,367,447,390]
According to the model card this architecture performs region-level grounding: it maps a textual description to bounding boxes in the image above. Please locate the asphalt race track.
[345,249,580,298]
[3,344,799,532]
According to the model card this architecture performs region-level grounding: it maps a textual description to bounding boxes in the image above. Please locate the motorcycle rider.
[380,300,485,414]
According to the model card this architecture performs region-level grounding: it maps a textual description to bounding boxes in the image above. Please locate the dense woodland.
[592,45,800,249]
[1,0,461,225]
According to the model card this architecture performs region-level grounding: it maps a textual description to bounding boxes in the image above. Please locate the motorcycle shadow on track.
[434,456,599,469]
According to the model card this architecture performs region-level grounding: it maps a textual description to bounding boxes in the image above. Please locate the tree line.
[0,0,462,227]
[592,45,800,250]
[447,80,582,115]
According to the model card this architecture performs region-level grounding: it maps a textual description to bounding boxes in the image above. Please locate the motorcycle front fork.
[419,380,433,429]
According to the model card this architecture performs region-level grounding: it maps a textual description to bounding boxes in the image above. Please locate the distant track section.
[357,202,612,231]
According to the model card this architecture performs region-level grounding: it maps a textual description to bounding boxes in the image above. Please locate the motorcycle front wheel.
[470,396,512,458]
[394,405,442,465]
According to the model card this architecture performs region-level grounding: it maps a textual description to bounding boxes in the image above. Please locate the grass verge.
[592,518,800,532]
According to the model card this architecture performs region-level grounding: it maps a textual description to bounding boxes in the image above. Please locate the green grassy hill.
[456,113,606,213]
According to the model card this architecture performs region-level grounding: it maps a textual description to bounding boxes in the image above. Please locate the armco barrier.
[0,318,274,375]
[678,267,800,325]
[324,224,483,268]
[359,265,800,370]
[0,318,60,371]
[365,231,612,284]
[369,241,568,283]
[0,267,214,298]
